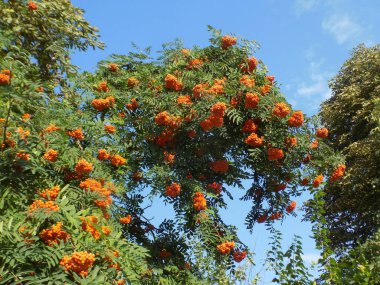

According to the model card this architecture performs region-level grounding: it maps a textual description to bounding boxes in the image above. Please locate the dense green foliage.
[322,230,380,285]
[308,44,380,285]
[0,0,103,79]
[319,45,380,253]
[0,1,357,284]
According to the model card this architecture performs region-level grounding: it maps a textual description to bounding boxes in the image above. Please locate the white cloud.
[290,53,333,112]
[295,0,320,12]
[302,253,320,263]
[322,14,362,45]
[296,59,332,99]
[297,81,326,96]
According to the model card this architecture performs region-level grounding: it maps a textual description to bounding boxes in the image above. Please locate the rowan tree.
[0,1,345,284]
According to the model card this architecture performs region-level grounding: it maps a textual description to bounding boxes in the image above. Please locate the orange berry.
[244,133,263,147]
[217,241,235,254]
[110,155,126,167]
[288,111,304,127]
[272,102,290,118]
[221,35,237,49]
[74,159,93,175]
[330,164,346,181]
[316,128,328,139]
[267,148,284,161]
[27,1,38,10]
[209,160,229,173]
[60,251,95,277]
[166,183,181,197]
[233,251,247,262]
[312,175,324,188]
[67,128,84,140]
[104,124,116,134]
[43,149,58,162]
[245,93,259,109]
[286,201,297,213]
[108,63,118,72]
[119,215,133,224]
[127,77,139,87]
[193,192,206,211]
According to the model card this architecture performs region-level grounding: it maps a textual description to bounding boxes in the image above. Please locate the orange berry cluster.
[43,149,58,162]
[110,154,126,167]
[60,251,95,277]
[286,201,297,213]
[39,222,70,246]
[16,151,30,161]
[177,95,192,106]
[91,96,115,111]
[240,57,258,73]
[29,200,59,214]
[260,84,272,95]
[244,92,259,109]
[193,192,206,211]
[27,1,38,10]
[104,124,116,134]
[74,159,93,175]
[187,59,204,69]
[15,127,30,140]
[67,128,84,140]
[221,35,237,49]
[0,70,11,85]
[207,182,222,194]
[209,159,229,173]
[166,182,181,198]
[285,137,297,148]
[108,63,118,72]
[155,128,175,147]
[127,77,139,87]
[200,102,226,131]
[316,127,329,139]
[96,81,109,92]
[269,212,283,221]
[330,164,346,181]
[97,149,109,160]
[119,215,133,224]
[241,119,258,133]
[80,216,101,239]
[165,74,183,91]
[96,150,126,167]
[244,133,263,147]
[43,124,60,133]
[240,75,255,88]
[217,241,235,254]
[79,178,113,209]
[155,111,172,126]
[272,102,290,118]
[206,79,225,95]
[192,83,208,98]
[313,174,324,188]
[126,98,138,110]
[163,151,175,164]
[233,250,247,262]
[267,147,284,161]
[288,111,304,127]
[38,185,60,200]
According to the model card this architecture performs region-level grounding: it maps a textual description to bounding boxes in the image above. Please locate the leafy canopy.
[0,1,345,284]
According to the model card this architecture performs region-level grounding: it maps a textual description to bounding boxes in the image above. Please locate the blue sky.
[71,0,379,281]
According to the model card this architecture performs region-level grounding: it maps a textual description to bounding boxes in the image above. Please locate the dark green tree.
[318,44,380,253]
